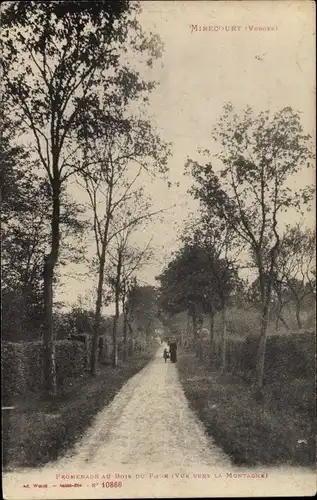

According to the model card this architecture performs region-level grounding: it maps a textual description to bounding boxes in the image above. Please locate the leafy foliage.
[127,285,159,336]
[1,118,50,339]
[157,240,238,316]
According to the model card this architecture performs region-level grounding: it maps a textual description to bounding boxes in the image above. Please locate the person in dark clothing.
[163,348,169,362]
[169,341,177,363]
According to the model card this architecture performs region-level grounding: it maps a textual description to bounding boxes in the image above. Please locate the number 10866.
[102,481,123,488]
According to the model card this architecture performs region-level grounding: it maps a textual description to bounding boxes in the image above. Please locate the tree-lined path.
[50,343,230,470]
[2,2,315,498]
[3,345,315,499]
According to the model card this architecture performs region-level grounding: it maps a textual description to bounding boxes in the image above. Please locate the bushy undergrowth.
[177,350,315,467]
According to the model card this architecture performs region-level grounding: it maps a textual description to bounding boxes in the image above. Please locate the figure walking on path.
[163,348,169,362]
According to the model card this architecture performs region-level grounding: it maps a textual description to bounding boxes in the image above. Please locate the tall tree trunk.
[123,307,128,361]
[275,307,280,332]
[221,304,227,374]
[186,310,191,345]
[255,241,278,401]
[295,300,302,329]
[146,320,151,346]
[192,312,197,340]
[43,181,60,396]
[128,321,134,356]
[197,314,204,360]
[255,300,270,400]
[275,306,289,331]
[209,309,215,345]
[209,308,215,364]
[112,254,122,368]
[91,246,106,376]
[192,310,198,356]
[43,256,56,396]
[199,333,204,361]
[254,258,268,400]
[279,314,289,330]
[91,181,113,375]
[112,301,119,368]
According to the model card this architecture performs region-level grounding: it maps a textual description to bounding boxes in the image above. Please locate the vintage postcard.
[1,0,316,498]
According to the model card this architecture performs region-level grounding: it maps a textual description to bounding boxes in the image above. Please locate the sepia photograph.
[1,0,316,498]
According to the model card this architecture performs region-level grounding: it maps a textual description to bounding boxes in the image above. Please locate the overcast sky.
[57,0,315,313]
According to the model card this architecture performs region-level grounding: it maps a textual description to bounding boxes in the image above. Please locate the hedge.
[2,340,86,403]
[193,330,315,383]
[2,335,154,403]
[1,343,29,402]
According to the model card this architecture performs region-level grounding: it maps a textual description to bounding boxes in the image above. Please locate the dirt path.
[52,343,230,469]
[4,345,315,498]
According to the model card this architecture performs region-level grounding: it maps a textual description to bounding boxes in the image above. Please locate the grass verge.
[2,347,157,470]
[177,349,315,468]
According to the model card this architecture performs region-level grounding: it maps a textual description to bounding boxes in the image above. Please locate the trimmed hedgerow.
[2,340,87,401]
[196,330,315,383]
[2,336,152,403]
[1,343,29,402]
